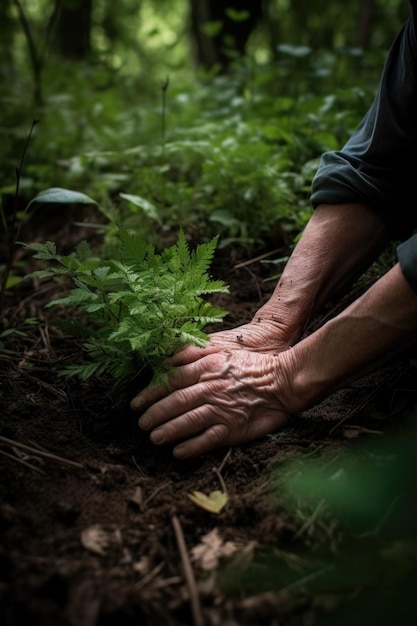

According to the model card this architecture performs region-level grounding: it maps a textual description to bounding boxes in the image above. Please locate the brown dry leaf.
[133,556,151,575]
[187,490,228,514]
[128,486,143,508]
[80,524,110,556]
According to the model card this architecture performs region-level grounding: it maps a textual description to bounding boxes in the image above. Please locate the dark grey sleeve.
[310,9,417,240]
[397,235,417,292]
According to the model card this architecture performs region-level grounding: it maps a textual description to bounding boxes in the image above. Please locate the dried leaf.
[80,524,110,556]
[191,528,238,571]
[128,486,143,508]
[187,490,228,514]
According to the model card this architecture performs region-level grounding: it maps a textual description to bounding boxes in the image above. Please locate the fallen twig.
[0,435,84,469]
[217,447,232,473]
[171,514,204,626]
[213,467,227,495]
[13,367,68,401]
[143,480,172,506]
[135,561,165,591]
[0,448,45,474]
[234,249,281,269]
[212,448,232,505]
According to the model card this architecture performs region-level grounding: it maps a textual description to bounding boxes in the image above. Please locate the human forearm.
[131,261,417,460]
[254,203,390,346]
[282,263,417,412]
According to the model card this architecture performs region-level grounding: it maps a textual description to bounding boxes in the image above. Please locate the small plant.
[23,229,229,383]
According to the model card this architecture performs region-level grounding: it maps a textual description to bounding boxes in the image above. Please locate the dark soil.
[1,210,417,626]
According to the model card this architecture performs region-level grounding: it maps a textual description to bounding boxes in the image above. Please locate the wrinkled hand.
[131,348,294,459]
[169,319,292,368]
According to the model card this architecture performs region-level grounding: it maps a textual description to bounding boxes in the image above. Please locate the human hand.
[169,318,292,368]
[131,348,294,459]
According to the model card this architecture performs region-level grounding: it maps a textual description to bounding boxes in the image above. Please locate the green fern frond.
[21,240,57,260]
[26,229,229,382]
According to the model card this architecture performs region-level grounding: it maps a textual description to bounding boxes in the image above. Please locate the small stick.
[217,447,232,473]
[0,448,45,474]
[135,562,165,591]
[234,249,281,269]
[213,468,227,496]
[13,367,68,401]
[171,514,204,626]
[212,448,231,501]
[143,480,172,506]
[0,435,84,469]
[131,455,149,477]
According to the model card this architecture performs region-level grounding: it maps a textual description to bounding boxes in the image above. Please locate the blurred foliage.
[0,0,411,291]
[2,5,416,619]
[219,395,417,625]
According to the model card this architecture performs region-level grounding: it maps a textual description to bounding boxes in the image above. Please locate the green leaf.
[85,303,106,313]
[225,8,250,22]
[26,187,98,210]
[209,210,241,228]
[75,240,94,262]
[21,241,57,260]
[0,328,16,338]
[93,266,111,280]
[119,193,161,222]
[201,20,223,37]
[179,330,208,348]
[5,275,23,289]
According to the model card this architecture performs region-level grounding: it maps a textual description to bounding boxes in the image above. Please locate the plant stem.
[161,75,170,158]
[0,120,39,315]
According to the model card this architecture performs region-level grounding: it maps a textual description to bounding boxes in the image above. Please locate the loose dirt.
[1,213,416,626]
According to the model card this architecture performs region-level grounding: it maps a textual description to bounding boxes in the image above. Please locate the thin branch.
[13,0,41,82]
[217,447,232,473]
[234,248,281,269]
[0,435,84,469]
[161,76,170,157]
[213,468,227,496]
[0,448,45,474]
[0,119,39,312]
[213,447,231,497]
[43,0,62,59]
[171,514,204,626]
[143,480,172,506]
[135,561,165,591]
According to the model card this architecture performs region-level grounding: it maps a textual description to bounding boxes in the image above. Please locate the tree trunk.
[358,0,375,50]
[0,0,15,70]
[54,0,93,60]
[189,0,263,73]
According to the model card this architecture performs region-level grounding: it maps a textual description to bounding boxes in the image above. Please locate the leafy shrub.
[23,229,229,383]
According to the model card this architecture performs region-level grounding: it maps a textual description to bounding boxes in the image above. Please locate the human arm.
[249,201,390,348]
[197,2,417,358]
[164,201,390,366]
[285,261,417,409]
[130,5,417,458]
[131,260,417,459]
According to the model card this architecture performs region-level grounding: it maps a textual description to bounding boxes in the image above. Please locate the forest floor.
[1,208,417,626]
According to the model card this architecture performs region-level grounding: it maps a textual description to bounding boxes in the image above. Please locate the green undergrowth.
[219,408,417,626]
[23,228,229,384]
[1,48,378,254]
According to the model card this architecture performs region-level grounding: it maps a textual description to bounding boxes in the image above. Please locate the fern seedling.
[23,230,229,383]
